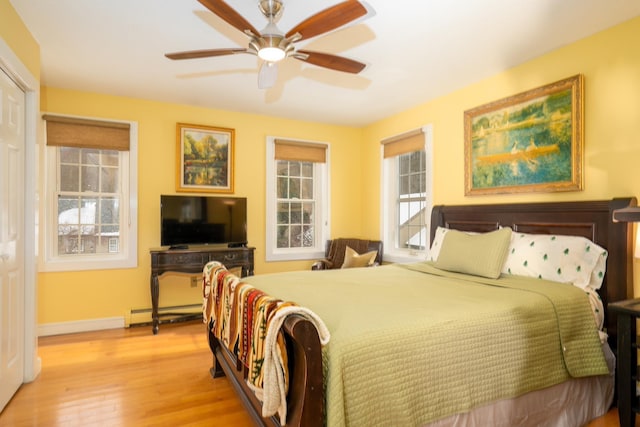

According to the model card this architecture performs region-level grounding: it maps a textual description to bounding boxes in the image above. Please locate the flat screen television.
[160,195,247,248]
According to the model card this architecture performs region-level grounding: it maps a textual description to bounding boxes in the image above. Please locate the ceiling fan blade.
[198,0,261,36]
[295,50,366,74]
[285,1,369,42]
[165,48,248,60]
[258,62,278,89]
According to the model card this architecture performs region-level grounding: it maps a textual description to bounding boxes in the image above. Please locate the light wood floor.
[0,321,254,427]
[0,320,631,426]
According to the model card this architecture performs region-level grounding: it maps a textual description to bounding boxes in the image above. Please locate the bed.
[203,198,636,427]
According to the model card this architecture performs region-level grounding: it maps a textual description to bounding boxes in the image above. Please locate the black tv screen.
[160,195,247,248]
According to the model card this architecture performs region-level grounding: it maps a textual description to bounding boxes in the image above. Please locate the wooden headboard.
[430,198,636,347]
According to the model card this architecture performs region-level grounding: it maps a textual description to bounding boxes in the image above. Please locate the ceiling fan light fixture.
[258,46,286,62]
[256,34,287,62]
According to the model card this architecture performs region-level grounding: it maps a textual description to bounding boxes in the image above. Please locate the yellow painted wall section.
[38,88,363,323]
[20,14,640,324]
[0,0,40,79]
[362,16,640,292]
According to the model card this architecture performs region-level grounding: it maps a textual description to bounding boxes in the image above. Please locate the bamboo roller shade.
[274,139,327,163]
[381,128,424,158]
[43,114,130,151]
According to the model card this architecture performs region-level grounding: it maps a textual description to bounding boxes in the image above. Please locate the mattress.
[241,263,609,426]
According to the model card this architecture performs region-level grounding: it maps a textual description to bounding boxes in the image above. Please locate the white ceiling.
[9,0,640,127]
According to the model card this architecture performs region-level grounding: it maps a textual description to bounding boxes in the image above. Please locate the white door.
[0,66,25,411]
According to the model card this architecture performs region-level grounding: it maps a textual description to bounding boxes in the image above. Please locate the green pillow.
[434,227,512,279]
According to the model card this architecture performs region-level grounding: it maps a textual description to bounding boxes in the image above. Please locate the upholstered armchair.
[311,238,383,270]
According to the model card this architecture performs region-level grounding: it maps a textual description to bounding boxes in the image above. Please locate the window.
[381,126,433,263]
[41,115,138,271]
[276,161,315,248]
[56,147,120,255]
[265,137,329,261]
[108,238,119,253]
[398,151,428,250]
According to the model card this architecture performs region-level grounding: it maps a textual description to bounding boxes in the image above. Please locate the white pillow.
[501,232,608,291]
[427,226,449,261]
[585,287,604,331]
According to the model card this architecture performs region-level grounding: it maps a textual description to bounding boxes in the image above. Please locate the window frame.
[40,116,138,272]
[265,136,330,261]
[380,125,433,263]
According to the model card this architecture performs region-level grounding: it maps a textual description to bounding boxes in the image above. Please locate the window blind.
[43,114,130,151]
[274,139,327,163]
[381,128,424,158]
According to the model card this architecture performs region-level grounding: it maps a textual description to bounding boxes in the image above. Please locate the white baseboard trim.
[38,317,126,337]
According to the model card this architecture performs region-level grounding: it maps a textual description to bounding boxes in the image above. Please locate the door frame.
[0,36,41,382]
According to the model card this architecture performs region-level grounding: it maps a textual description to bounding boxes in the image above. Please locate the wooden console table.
[149,246,255,334]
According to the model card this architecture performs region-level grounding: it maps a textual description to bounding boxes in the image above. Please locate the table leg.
[151,273,159,334]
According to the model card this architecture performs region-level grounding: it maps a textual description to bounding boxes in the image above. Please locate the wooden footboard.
[208,315,324,427]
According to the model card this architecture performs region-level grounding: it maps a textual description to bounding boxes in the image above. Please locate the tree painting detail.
[464,75,583,195]
[177,124,234,193]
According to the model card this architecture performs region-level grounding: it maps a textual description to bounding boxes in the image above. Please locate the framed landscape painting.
[464,75,584,195]
[176,123,234,193]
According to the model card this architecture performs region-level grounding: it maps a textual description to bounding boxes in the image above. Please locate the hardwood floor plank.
[0,320,630,426]
[0,321,253,427]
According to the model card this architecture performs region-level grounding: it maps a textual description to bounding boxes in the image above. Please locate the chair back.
[325,238,383,268]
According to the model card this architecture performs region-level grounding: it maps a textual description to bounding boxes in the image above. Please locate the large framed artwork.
[176,123,234,193]
[464,74,583,195]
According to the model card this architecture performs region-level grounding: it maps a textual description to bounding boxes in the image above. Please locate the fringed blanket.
[202,261,330,425]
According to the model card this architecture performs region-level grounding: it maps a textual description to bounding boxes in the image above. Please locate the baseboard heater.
[129,303,201,326]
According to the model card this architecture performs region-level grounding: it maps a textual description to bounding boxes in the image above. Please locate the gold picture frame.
[176,123,234,193]
[464,74,584,195]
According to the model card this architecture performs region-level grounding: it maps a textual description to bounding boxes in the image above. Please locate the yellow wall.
[363,16,640,219]
[5,5,640,325]
[362,15,640,292]
[38,89,364,323]
[0,0,40,78]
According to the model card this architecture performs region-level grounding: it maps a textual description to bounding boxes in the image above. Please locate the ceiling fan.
[165,0,374,89]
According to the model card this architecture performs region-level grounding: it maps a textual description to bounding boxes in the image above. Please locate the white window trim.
[380,124,433,264]
[39,115,138,272]
[265,136,330,261]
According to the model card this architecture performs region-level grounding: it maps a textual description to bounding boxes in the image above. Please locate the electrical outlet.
[190,276,199,288]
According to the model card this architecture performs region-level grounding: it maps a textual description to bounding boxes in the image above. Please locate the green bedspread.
[243,262,608,427]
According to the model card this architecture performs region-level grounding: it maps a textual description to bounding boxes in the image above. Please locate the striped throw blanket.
[202,261,330,425]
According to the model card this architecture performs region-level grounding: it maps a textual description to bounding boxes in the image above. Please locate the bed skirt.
[426,342,615,427]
